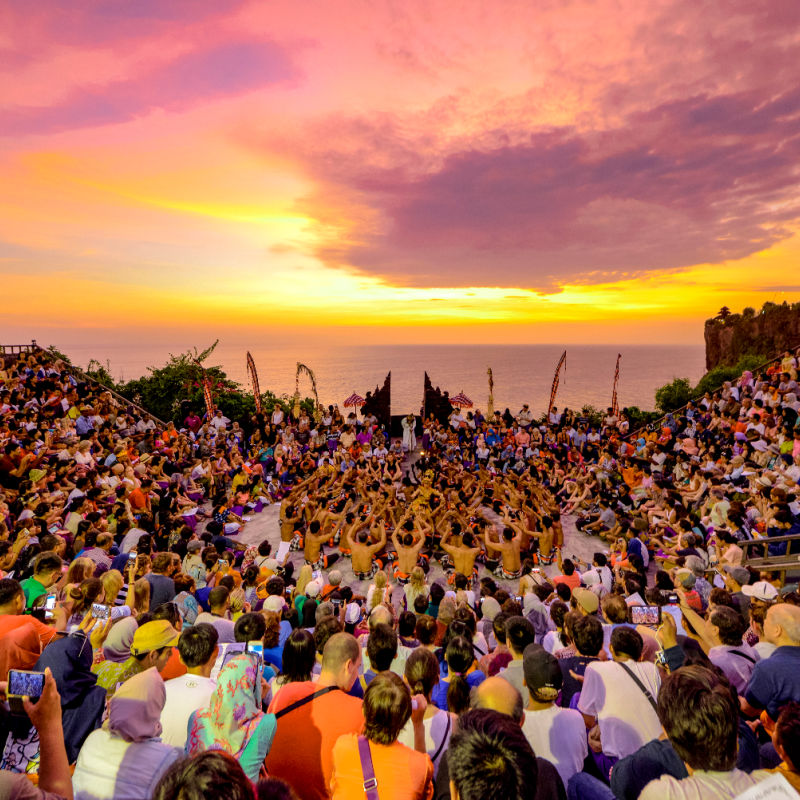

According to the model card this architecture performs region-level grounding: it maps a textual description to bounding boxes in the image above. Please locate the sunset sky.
[2,0,800,347]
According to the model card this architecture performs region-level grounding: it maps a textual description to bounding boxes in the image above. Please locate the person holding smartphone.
[0,668,74,800]
[3,576,60,635]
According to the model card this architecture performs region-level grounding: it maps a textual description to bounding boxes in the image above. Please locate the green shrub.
[655,378,691,413]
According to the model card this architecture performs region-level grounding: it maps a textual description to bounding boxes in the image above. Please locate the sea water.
[55,341,706,416]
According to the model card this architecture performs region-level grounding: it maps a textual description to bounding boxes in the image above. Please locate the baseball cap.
[522,644,562,694]
[741,580,779,601]
[130,621,179,656]
[263,595,286,613]
[723,565,750,586]
[573,587,599,614]
[264,558,280,572]
[186,540,203,553]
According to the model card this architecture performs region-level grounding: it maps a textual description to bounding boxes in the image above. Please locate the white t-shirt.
[542,630,564,654]
[522,705,588,786]
[640,768,772,800]
[397,709,454,777]
[578,660,662,759]
[160,674,216,747]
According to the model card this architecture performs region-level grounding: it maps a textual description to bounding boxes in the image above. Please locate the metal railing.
[39,346,167,428]
[1,342,166,428]
[624,343,800,440]
[0,341,39,355]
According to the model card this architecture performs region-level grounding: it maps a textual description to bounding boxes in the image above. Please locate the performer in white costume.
[401,413,417,452]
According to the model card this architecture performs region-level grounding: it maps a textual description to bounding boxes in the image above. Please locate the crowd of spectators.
[1,346,800,799]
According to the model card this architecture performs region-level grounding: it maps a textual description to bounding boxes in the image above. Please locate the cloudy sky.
[2,0,800,345]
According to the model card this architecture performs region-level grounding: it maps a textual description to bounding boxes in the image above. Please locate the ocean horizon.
[50,341,707,417]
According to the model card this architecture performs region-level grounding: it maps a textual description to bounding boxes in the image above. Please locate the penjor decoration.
[192,357,216,420]
[547,351,567,419]
[293,362,322,422]
[246,351,262,415]
[611,353,622,418]
[487,367,494,418]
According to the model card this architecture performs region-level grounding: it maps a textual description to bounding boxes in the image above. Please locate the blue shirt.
[431,670,486,710]
[75,416,94,436]
[744,645,800,721]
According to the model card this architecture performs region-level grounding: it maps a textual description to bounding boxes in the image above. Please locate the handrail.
[742,532,800,554]
[0,341,39,355]
[34,345,167,428]
[624,342,800,440]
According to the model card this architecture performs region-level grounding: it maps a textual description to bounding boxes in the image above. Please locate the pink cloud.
[0,0,247,52]
[287,84,800,288]
[0,39,302,136]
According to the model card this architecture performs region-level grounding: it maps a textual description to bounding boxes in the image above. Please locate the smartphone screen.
[48,524,60,534]
[246,641,264,660]
[128,552,137,562]
[628,605,661,626]
[218,559,228,568]
[91,603,110,620]
[312,570,322,581]
[43,594,57,620]
[8,670,45,699]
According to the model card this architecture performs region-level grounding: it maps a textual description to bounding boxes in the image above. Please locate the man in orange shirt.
[266,632,364,800]
[0,577,61,648]
[127,479,153,514]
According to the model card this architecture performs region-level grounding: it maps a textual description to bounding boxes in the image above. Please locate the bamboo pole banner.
[611,353,622,418]
[547,351,567,419]
[192,358,216,420]
[487,367,494,418]
[246,351,262,414]
[293,362,322,422]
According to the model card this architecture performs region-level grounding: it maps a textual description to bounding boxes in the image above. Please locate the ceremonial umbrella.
[450,392,473,408]
[343,392,366,415]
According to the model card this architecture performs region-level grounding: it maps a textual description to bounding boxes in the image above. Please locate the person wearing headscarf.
[91,616,139,695]
[186,653,277,782]
[72,667,181,800]
[1,631,107,773]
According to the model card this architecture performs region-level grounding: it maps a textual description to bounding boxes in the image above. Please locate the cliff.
[704,302,800,371]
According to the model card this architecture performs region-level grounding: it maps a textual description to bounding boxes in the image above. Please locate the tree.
[623,406,660,429]
[655,378,691,414]
[113,342,313,426]
[85,359,116,388]
[715,306,732,321]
